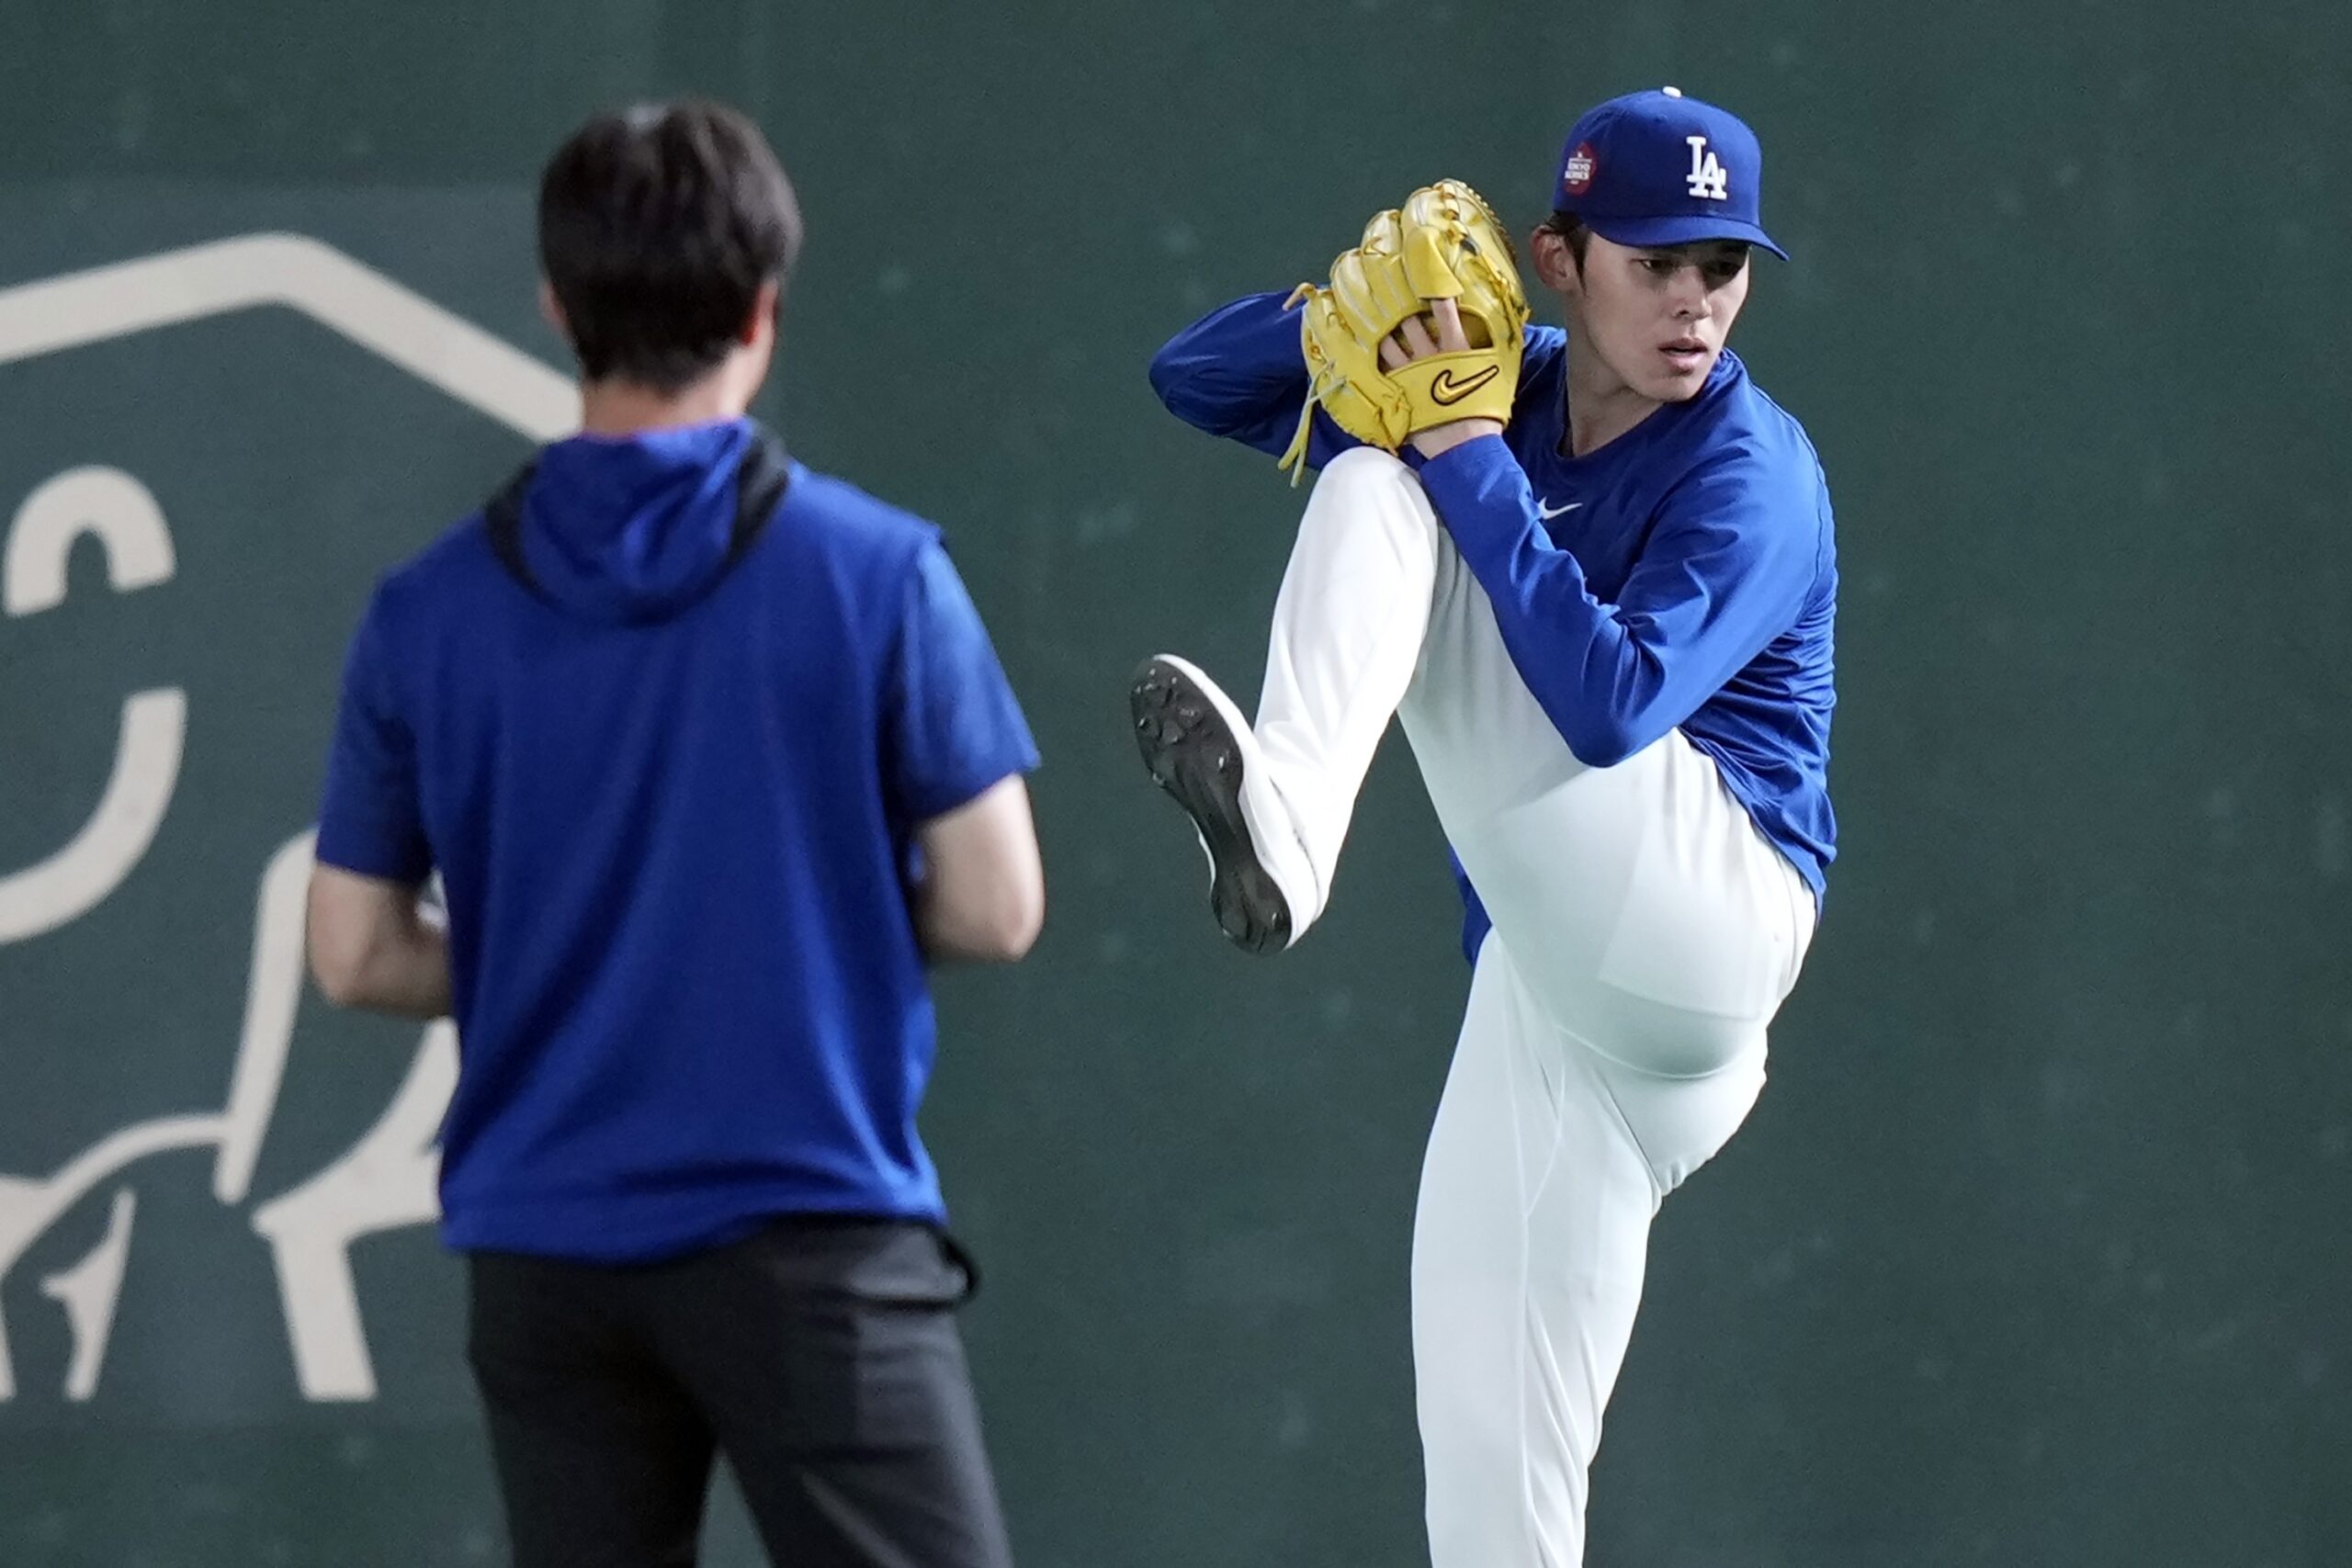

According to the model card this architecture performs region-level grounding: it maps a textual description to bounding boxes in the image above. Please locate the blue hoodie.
[316,420,1037,1262]
[1149,293,1836,958]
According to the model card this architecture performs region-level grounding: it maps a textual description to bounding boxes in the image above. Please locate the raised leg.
[1130,446,1438,950]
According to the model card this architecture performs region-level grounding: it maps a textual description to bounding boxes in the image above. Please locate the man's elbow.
[305,871,383,1007]
[917,861,1046,964]
[973,877,1046,963]
[1146,344,1189,414]
[307,933,370,1008]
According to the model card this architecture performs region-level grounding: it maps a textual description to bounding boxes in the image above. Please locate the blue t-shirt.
[1150,293,1837,958]
[315,419,1038,1262]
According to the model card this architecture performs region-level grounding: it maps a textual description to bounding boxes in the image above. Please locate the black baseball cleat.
[1128,654,1317,956]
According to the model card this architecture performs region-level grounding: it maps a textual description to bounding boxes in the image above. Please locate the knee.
[1316,444,1419,500]
[1306,446,1442,557]
[1597,1043,1766,1198]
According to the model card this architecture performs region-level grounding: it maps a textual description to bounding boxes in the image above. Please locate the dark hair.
[537,99,803,391]
[1540,210,1591,269]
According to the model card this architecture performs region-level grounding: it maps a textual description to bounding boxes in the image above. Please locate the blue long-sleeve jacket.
[1151,292,1837,942]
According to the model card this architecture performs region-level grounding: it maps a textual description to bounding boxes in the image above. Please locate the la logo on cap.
[1686,135,1729,200]
[1562,142,1597,196]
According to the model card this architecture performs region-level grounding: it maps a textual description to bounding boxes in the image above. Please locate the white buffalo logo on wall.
[0,236,575,1402]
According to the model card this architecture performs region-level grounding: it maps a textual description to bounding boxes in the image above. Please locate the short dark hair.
[538,99,803,391]
[1540,210,1591,270]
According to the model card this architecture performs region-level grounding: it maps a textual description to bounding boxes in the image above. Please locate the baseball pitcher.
[1129,87,1838,1564]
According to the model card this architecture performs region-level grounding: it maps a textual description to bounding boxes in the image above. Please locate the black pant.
[466,1217,1013,1568]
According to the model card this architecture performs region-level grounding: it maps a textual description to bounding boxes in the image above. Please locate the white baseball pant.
[1247,446,1816,1568]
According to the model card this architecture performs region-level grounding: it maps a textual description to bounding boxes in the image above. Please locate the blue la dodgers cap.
[1551,86,1787,260]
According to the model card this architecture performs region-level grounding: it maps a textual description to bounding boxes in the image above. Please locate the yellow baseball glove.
[1277,179,1530,481]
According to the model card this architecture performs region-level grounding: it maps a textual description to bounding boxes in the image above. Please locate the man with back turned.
[305,98,1043,1568]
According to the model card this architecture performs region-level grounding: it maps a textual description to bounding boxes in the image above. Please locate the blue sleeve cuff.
[887,541,1040,826]
[317,601,435,886]
[898,740,1041,825]
[313,821,433,885]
